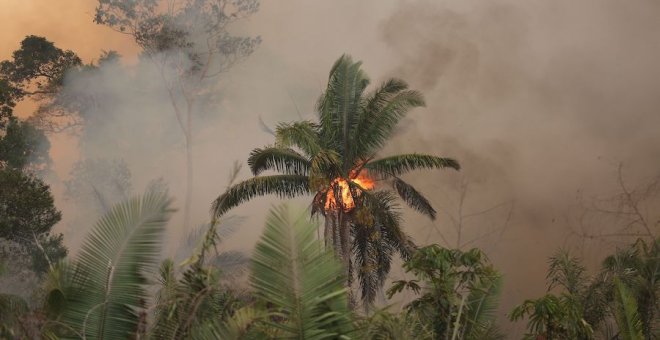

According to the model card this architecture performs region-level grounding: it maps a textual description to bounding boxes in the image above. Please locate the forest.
[0,0,658,339]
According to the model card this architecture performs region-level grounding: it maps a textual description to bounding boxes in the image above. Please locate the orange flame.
[324,170,374,212]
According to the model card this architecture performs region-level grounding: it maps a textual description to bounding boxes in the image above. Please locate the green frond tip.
[393,178,436,220]
[211,175,311,218]
[275,121,322,157]
[248,146,311,176]
[366,154,460,178]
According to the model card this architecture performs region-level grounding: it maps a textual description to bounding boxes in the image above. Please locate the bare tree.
[428,176,514,251]
[95,0,260,229]
[570,163,658,252]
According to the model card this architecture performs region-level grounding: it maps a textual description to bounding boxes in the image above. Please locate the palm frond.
[250,204,353,339]
[211,175,311,218]
[613,277,644,340]
[359,190,416,260]
[151,259,180,339]
[366,154,460,179]
[354,88,425,158]
[309,149,341,190]
[392,178,436,220]
[275,120,322,157]
[352,222,395,307]
[462,275,503,340]
[248,146,311,176]
[547,250,587,296]
[316,54,369,165]
[60,191,173,339]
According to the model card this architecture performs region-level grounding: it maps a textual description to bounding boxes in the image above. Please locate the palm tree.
[212,54,459,306]
[601,238,659,339]
[510,250,597,339]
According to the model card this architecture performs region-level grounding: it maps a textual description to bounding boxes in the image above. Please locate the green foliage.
[30,233,67,275]
[0,168,61,244]
[510,240,660,339]
[613,278,644,340]
[0,79,21,127]
[151,218,247,339]
[212,175,312,217]
[0,35,82,131]
[0,293,30,338]
[357,308,433,340]
[388,245,502,340]
[0,35,81,92]
[48,191,174,339]
[602,238,659,338]
[510,250,596,339]
[249,204,354,339]
[0,117,51,172]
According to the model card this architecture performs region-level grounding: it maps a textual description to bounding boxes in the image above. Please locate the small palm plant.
[212,54,459,306]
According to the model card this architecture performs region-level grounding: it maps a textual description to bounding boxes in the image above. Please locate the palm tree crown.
[212,54,459,306]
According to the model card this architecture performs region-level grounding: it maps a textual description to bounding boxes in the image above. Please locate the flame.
[324,170,374,212]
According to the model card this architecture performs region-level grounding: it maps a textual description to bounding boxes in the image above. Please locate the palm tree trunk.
[324,213,332,250]
[337,210,355,308]
[324,210,355,308]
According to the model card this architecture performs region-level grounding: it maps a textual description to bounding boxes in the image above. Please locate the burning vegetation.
[324,169,375,212]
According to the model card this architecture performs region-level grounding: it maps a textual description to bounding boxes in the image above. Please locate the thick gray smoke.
[373,0,660,333]
[38,0,660,336]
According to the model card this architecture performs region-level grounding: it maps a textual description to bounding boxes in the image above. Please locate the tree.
[94,0,261,230]
[0,35,82,131]
[387,245,503,340]
[0,117,51,173]
[0,169,65,275]
[0,79,21,128]
[0,169,61,242]
[212,54,460,306]
[64,158,132,214]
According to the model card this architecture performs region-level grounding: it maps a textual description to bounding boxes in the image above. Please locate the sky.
[2,0,659,336]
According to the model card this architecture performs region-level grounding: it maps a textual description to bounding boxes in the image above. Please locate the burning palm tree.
[212,54,459,306]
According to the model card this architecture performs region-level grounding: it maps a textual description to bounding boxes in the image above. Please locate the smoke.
[3,0,660,336]
[374,0,660,332]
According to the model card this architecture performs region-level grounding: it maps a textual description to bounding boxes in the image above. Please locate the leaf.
[58,191,173,339]
[392,178,436,220]
[613,277,644,340]
[211,175,311,218]
[366,154,460,178]
[250,204,354,339]
[248,146,311,176]
[463,275,503,340]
